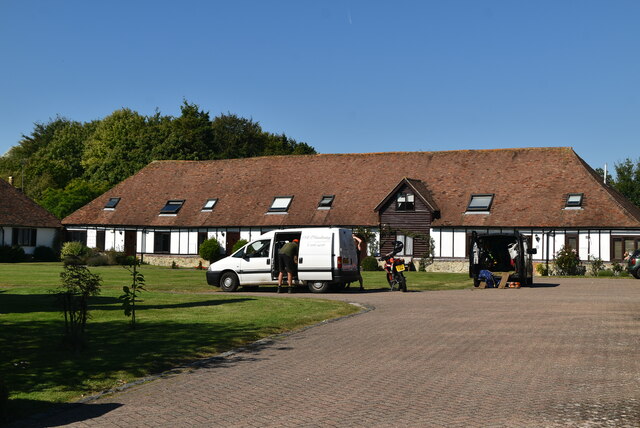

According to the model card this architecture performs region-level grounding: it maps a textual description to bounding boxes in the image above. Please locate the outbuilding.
[0,177,61,255]
[62,147,640,271]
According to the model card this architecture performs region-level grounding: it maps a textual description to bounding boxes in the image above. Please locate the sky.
[1,0,638,173]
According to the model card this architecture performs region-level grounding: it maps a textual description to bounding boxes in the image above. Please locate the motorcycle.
[379,241,408,292]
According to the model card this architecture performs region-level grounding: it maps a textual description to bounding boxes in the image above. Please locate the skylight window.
[160,200,185,215]
[104,197,121,209]
[202,198,218,211]
[318,195,335,209]
[565,193,583,208]
[269,196,293,213]
[466,194,494,212]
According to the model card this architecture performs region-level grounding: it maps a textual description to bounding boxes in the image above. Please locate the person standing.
[352,234,366,291]
[278,239,299,293]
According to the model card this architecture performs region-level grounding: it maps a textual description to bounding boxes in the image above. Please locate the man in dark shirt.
[278,239,299,293]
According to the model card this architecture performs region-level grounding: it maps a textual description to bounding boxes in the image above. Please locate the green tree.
[82,109,159,186]
[151,101,213,160]
[55,262,102,350]
[612,158,640,207]
[39,179,110,219]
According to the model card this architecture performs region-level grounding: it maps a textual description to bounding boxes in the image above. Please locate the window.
[104,197,121,209]
[160,200,184,215]
[612,236,640,260]
[396,193,415,211]
[396,234,414,256]
[235,239,270,258]
[154,232,171,253]
[466,194,494,212]
[198,232,208,250]
[566,234,579,257]
[318,195,335,209]
[269,196,293,213]
[67,230,87,245]
[12,228,36,246]
[565,193,583,208]
[202,199,217,211]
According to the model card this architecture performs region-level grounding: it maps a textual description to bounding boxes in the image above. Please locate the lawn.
[0,263,471,422]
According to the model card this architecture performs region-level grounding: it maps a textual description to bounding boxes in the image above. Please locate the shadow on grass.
[3,400,122,428]
[0,295,121,314]
[1,314,277,424]
[91,298,254,311]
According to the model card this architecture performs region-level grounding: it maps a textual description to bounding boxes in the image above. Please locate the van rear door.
[297,229,333,281]
[469,231,480,278]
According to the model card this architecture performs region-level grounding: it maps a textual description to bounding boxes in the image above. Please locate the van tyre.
[632,268,640,279]
[308,281,330,293]
[220,272,239,292]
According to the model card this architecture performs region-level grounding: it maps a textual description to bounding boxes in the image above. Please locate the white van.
[206,227,359,293]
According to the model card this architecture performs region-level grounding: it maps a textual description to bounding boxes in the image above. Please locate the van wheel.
[220,272,239,292]
[308,281,330,293]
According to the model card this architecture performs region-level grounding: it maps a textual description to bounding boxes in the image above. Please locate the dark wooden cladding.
[379,183,433,257]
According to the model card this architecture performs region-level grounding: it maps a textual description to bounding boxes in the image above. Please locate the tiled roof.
[62,147,640,229]
[0,179,61,228]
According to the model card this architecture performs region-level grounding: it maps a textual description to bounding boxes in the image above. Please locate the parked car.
[627,249,640,279]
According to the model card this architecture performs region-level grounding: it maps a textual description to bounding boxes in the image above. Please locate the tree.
[55,261,102,350]
[82,109,159,186]
[151,101,213,160]
[39,179,109,219]
[119,258,146,329]
[612,158,640,207]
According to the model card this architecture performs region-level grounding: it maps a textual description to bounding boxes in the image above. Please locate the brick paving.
[15,278,640,427]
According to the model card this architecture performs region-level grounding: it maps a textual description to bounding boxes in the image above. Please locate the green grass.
[0,263,360,421]
[360,270,472,291]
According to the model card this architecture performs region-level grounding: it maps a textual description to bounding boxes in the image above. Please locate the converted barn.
[62,147,640,270]
[0,177,61,254]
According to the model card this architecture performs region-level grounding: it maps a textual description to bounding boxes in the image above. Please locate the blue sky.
[1,0,638,173]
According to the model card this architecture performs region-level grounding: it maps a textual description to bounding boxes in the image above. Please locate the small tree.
[199,238,222,262]
[55,259,102,349]
[119,258,146,329]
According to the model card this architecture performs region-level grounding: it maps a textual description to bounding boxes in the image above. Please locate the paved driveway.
[17,278,640,427]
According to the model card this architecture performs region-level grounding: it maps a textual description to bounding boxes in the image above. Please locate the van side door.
[469,231,479,278]
[239,239,274,285]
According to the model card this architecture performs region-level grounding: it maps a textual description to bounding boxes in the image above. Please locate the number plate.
[395,264,405,272]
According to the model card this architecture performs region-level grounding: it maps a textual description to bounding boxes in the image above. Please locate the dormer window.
[202,198,218,211]
[396,193,415,211]
[318,195,334,210]
[269,196,293,213]
[160,200,184,215]
[467,194,494,212]
[565,193,583,208]
[104,197,120,210]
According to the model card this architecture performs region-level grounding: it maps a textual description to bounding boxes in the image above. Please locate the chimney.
[8,176,13,186]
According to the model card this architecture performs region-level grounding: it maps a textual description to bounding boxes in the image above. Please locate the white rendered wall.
[86,229,97,248]
[453,230,467,258]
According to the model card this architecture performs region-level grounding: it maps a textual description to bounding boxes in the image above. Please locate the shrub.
[105,250,127,265]
[553,245,583,276]
[0,245,26,263]
[361,256,380,271]
[619,270,630,277]
[535,263,549,276]
[86,254,110,266]
[33,245,58,262]
[232,239,248,253]
[60,241,92,264]
[199,238,222,263]
[589,256,605,276]
[611,261,624,276]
